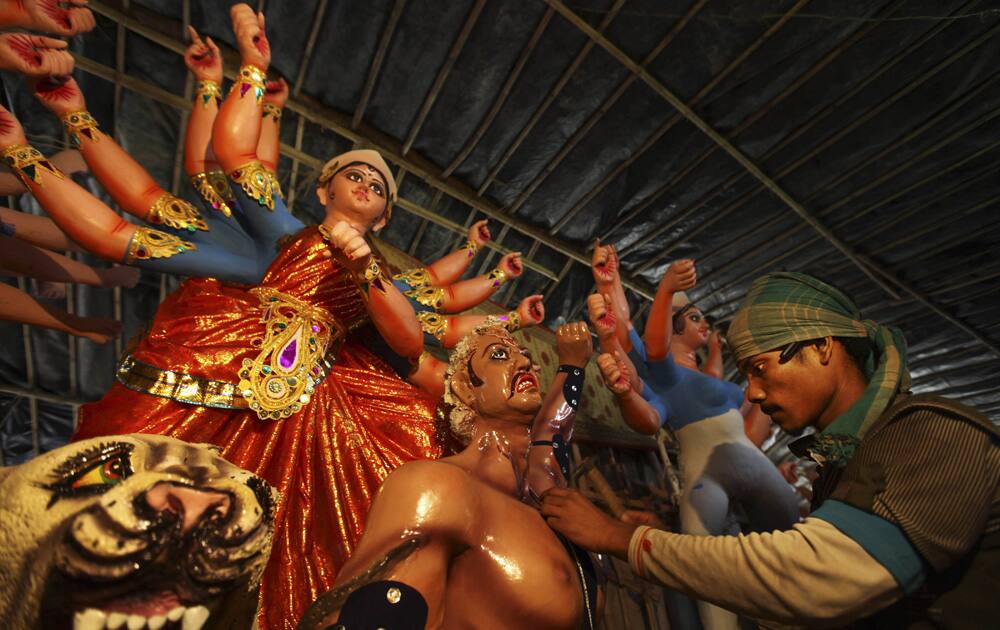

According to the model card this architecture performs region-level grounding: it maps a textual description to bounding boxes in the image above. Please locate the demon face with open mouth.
[0,434,278,630]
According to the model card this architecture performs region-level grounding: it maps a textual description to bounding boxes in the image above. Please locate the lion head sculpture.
[0,434,278,630]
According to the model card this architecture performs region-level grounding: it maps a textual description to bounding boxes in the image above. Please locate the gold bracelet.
[262,103,282,120]
[487,266,507,288]
[228,160,277,210]
[358,256,387,293]
[417,312,448,342]
[147,192,208,233]
[463,239,479,258]
[232,64,266,103]
[501,310,521,333]
[195,80,222,108]
[126,226,196,263]
[191,170,234,217]
[61,110,100,148]
[1,144,63,187]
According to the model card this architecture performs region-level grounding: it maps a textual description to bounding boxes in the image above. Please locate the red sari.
[74,226,443,630]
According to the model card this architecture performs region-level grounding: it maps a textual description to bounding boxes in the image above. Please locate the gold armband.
[405,286,445,311]
[147,192,208,232]
[126,227,196,263]
[463,239,479,258]
[1,144,63,187]
[416,312,449,342]
[393,267,432,290]
[61,110,100,148]
[195,80,222,108]
[229,160,278,210]
[191,170,234,217]
[500,310,521,333]
[487,266,507,288]
[232,64,266,103]
[262,103,283,120]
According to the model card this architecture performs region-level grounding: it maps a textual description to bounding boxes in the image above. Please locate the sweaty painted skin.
[303,325,598,629]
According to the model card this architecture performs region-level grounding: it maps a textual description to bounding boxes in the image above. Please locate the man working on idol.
[543,272,999,628]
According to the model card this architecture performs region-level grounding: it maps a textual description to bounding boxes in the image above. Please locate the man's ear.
[450,369,475,408]
[316,185,328,206]
[816,336,835,366]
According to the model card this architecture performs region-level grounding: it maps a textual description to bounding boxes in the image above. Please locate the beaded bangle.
[262,103,283,120]
[487,266,507,288]
[358,256,388,293]
[61,110,100,148]
[1,144,63,187]
[228,160,277,210]
[463,239,479,258]
[232,64,266,103]
[195,80,222,108]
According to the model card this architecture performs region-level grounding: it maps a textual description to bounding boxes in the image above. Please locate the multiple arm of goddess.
[33,76,209,234]
[0,102,190,267]
[587,248,662,435]
[0,282,121,343]
[218,4,425,360]
[183,25,287,217]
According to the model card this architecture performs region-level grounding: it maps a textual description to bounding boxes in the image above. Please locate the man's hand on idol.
[597,352,631,397]
[327,221,371,269]
[540,488,635,558]
[586,293,616,340]
[0,104,29,147]
[591,238,619,285]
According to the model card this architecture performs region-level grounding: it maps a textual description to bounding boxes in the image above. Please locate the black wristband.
[558,365,585,409]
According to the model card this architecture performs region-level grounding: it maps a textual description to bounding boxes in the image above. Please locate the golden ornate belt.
[117,355,249,409]
[238,287,343,420]
[117,288,343,419]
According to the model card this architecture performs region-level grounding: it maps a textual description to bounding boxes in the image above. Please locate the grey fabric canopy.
[3,0,998,462]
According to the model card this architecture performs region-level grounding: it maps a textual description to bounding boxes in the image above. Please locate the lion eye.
[70,456,129,492]
[43,442,135,507]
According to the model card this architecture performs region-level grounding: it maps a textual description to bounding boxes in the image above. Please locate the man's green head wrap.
[727,272,910,464]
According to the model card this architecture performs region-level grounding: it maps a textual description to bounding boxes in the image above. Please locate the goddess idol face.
[317,162,390,233]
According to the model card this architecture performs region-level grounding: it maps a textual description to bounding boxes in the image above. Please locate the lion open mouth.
[73,601,209,630]
[47,481,273,630]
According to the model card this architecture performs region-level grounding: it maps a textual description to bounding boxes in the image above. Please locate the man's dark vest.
[811,394,999,629]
